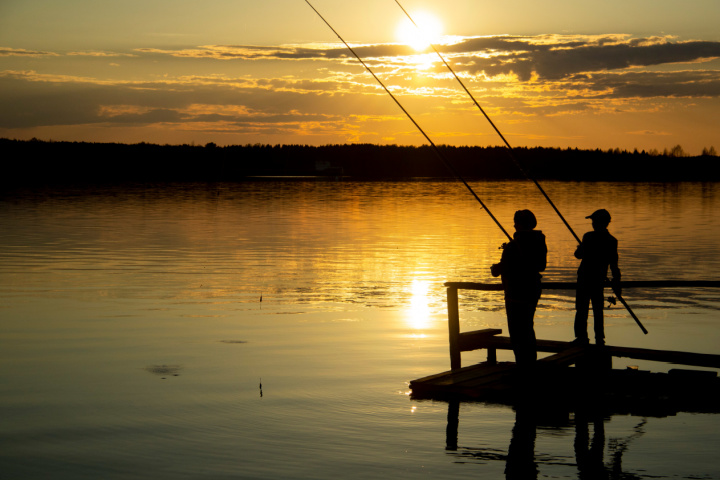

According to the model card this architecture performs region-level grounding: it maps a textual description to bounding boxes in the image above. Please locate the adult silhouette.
[491,210,547,366]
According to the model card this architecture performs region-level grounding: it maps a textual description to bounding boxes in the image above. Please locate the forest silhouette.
[2,138,719,185]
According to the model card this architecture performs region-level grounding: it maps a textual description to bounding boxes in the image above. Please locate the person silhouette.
[491,210,547,367]
[573,209,621,346]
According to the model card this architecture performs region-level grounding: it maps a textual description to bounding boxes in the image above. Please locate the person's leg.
[574,286,590,341]
[506,301,522,362]
[508,299,537,366]
[524,300,538,363]
[590,287,605,344]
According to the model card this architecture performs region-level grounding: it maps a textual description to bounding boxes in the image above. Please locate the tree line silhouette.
[2,138,719,185]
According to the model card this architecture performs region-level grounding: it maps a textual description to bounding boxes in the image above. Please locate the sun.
[396,11,443,52]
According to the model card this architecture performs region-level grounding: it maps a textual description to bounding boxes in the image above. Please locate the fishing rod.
[304,0,645,335]
[395,0,647,334]
[393,0,580,244]
[304,0,512,241]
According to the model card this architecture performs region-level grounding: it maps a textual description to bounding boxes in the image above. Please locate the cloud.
[0,70,369,130]
[130,35,720,80]
[439,35,720,81]
[0,47,135,58]
[1,33,719,146]
[0,47,58,57]
[68,51,137,57]
[134,42,417,61]
[581,71,720,98]
[628,130,672,137]
[98,108,184,125]
[129,35,720,91]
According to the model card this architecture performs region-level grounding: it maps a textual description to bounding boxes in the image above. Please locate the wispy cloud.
[0,70,361,131]
[133,43,418,61]
[120,35,720,105]
[0,47,59,57]
[68,51,137,57]
[1,33,718,149]
[131,35,720,82]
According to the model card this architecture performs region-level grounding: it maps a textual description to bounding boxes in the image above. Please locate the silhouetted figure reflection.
[491,210,547,367]
[574,412,608,479]
[444,400,538,478]
[573,209,621,346]
[442,401,645,478]
[505,405,539,479]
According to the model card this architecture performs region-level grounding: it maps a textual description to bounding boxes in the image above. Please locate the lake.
[1,180,719,479]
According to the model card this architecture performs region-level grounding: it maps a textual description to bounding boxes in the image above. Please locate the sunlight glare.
[396,11,443,52]
[406,279,431,330]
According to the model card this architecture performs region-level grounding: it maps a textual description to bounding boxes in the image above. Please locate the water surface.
[1,180,719,479]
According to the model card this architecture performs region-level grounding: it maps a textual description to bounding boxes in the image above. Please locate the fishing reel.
[607,296,617,308]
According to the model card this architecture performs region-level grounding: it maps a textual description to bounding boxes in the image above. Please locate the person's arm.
[574,233,587,259]
[538,237,547,272]
[610,238,621,280]
[608,237,621,294]
[491,242,508,277]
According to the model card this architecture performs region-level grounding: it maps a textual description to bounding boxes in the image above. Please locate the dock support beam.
[487,347,497,365]
[447,286,461,370]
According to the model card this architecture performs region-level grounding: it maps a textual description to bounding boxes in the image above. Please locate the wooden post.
[447,286,461,370]
[487,347,497,365]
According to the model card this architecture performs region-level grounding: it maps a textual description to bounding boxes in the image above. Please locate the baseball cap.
[586,209,611,223]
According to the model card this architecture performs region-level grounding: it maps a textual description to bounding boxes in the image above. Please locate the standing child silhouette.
[573,209,621,346]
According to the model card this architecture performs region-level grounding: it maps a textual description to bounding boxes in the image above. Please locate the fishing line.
[393,0,581,244]
[396,0,646,333]
[305,0,645,333]
[304,0,511,240]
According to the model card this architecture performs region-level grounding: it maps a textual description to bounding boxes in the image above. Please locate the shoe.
[570,338,589,346]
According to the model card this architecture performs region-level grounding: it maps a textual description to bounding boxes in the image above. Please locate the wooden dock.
[410,281,720,411]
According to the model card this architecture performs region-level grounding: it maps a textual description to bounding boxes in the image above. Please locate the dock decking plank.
[411,362,513,387]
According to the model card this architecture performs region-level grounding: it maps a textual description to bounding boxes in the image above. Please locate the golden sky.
[1,0,719,153]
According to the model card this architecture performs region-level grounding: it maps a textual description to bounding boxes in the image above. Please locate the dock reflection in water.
[2,181,720,479]
[443,399,658,479]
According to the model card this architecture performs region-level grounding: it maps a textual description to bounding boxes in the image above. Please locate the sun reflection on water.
[406,279,431,331]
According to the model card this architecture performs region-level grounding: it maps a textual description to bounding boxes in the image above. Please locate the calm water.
[1,180,719,479]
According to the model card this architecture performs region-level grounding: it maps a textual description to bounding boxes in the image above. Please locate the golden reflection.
[407,278,431,330]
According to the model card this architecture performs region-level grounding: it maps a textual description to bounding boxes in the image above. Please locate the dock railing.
[445,280,720,371]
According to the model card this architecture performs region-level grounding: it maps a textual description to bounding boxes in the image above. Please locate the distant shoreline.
[3,138,719,184]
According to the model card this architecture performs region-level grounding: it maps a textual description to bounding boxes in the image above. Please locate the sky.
[1,0,719,153]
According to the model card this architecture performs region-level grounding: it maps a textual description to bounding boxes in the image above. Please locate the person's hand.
[611,278,622,296]
[491,263,501,277]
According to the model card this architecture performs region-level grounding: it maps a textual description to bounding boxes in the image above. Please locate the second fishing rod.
[394,0,647,334]
[305,0,646,334]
